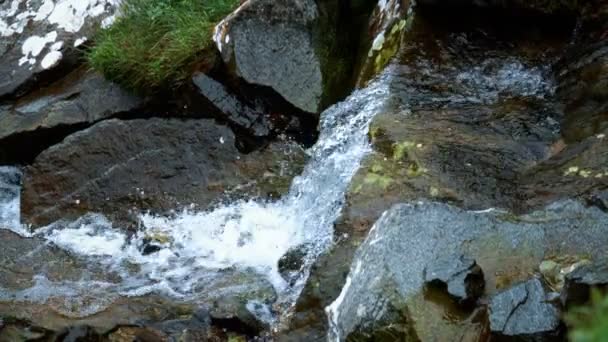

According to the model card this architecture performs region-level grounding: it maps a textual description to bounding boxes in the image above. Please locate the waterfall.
[0,74,391,318]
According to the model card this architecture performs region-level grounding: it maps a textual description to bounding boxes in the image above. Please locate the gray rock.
[21,118,307,228]
[424,254,484,303]
[0,68,143,164]
[214,0,369,114]
[214,0,321,113]
[489,277,562,340]
[0,0,119,98]
[561,260,608,307]
[327,201,608,340]
[0,68,142,141]
[208,296,270,336]
[590,191,608,211]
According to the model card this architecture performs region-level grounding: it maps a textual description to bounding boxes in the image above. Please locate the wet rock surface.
[0,0,119,99]
[326,201,608,340]
[0,67,143,164]
[489,277,562,341]
[191,71,318,142]
[21,118,307,228]
[0,228,277,337]
[192,72,273,138]
[285,4,589,338]
[0,0,607,340]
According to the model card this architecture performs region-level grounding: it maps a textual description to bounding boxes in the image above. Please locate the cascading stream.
[0,74,392,320]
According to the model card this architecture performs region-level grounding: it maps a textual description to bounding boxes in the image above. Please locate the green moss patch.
[88,0,239,92]
[566,288,608,342]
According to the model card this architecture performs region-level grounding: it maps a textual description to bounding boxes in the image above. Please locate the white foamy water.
[0,166,29,236]
[0,76,391,317]
[453,59,554,103]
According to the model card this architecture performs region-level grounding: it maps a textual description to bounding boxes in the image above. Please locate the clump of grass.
[88,0,239,92]
[565,288,608,342]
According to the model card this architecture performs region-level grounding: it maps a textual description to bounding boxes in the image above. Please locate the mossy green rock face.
[356,0,413,86]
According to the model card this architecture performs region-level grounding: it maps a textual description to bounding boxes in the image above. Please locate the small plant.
[565,288,608,342]
[88,0,239,92]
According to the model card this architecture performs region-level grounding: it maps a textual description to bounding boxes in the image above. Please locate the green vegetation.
[566,288,608,342]
[88,0,239,92]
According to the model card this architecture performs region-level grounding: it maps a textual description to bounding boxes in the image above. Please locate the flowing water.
[0,74,392,321]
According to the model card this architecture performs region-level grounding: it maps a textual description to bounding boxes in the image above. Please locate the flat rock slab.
[21,118,307,228]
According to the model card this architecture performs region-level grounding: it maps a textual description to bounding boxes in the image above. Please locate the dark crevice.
[210,317,262,337]
[184,63,320,151]
[415,3,578,40]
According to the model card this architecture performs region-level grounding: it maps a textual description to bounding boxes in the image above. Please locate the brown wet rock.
[21,118,307,228]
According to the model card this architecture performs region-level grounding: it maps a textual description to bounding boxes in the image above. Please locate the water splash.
[0,75,391,318]
[0,166,29,236]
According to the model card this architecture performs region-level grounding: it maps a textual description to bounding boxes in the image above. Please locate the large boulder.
[326,201,607,340]
[21,118,307,228]
[0,67,143,164]
[0,0,120,99]
[212,0,373,114]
